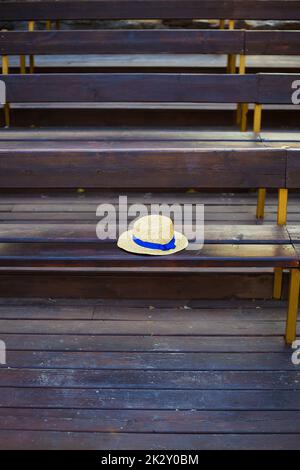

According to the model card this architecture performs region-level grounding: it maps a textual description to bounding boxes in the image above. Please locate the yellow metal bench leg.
[20,55,26,74]
[237,55,248,130]
[256,188,266,219]
[286,269,300,345]
[227,20,236,74]
[277,188,288,226]
[28,21,35,74]
[253,104,265,219]
[273,268,283,300]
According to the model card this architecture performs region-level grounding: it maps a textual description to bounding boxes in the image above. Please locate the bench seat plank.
[0,224,290,245]
[0,243,296,268]
[0,130,261,142]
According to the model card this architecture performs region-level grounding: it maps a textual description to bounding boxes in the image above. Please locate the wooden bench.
[0,72,299,342]
[0,222,298,344]
[1,72,298,222]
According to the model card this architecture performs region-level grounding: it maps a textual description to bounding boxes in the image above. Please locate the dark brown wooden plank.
[258,73,300,104]
[0,73,258,103]
[0,30,244,55]
[0,387,299,408]
[287,149,300,189]
[0,272,281,300]
[0,243,296,268]
[0,224,289,244]
[1,368,298,389]
[1,408,300,434]
[1,1,300,21]
[245,31,300,55]
[2,430,300,450]
[0,145,286,189]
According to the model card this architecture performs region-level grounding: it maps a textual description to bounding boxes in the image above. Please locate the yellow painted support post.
[28,21,35,74]
[219,19,225,29]
[46,20,52,30]
[20,55,26,74]
[253,103,265,219]
[273,268,283,300]
[2,54,8,75]
[2,55,10,127]
[286,269,300,345]
[277,188,288,226]
[253,103,262,133]
[238,55,248,131]
[227,20,236,74]
[256,189,266,219]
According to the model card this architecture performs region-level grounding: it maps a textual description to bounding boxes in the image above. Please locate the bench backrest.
[1,30,300,56]
[1,1,300,21]
[1,73,299,104]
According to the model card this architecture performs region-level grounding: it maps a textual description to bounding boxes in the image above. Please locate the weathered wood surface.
[0,243,296,268]
[0,299,299,450]
[0,224,290,244]
[0,192,297,300]
[1,73,299,106]
[287,149,300,189]
[0,145,286,189]
[1,1,300,21]
[0,73,258,103]
[0,30,244,55]
[1,30,300,57]
[245,31,300,55]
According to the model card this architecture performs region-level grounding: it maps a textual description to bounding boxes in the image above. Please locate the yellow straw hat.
[117,214,188,256]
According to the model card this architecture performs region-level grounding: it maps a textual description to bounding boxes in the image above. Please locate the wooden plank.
[258,73,300,104]
[0,335,291,353]
[1,1,300,21]
[287,149,300,189]
[0,243,296,268]
[0,304,291,321]
[1,430,300,450]
[0,319,290,336]
[0,408,300,434]
[0,30,244,55]
[1,368,298,389]
[0,225,290,244]
[0,74,258,103]
[0,387,300,408]
[0,272,284,299]
[0,146,286,189]
[245,31,300,56]
[0,129,260,142]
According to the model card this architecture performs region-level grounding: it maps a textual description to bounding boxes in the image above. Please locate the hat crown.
[133,215,174,244]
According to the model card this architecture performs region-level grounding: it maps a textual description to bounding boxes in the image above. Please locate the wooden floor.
[0,191,299,449]
[0,298,299,450]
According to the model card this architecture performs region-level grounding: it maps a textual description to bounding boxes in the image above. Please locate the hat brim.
[117,230,188,256]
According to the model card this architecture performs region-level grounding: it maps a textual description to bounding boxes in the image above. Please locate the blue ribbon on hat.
[133,236,176,251]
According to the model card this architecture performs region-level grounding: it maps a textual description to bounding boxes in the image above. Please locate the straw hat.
[117,214,188,256]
